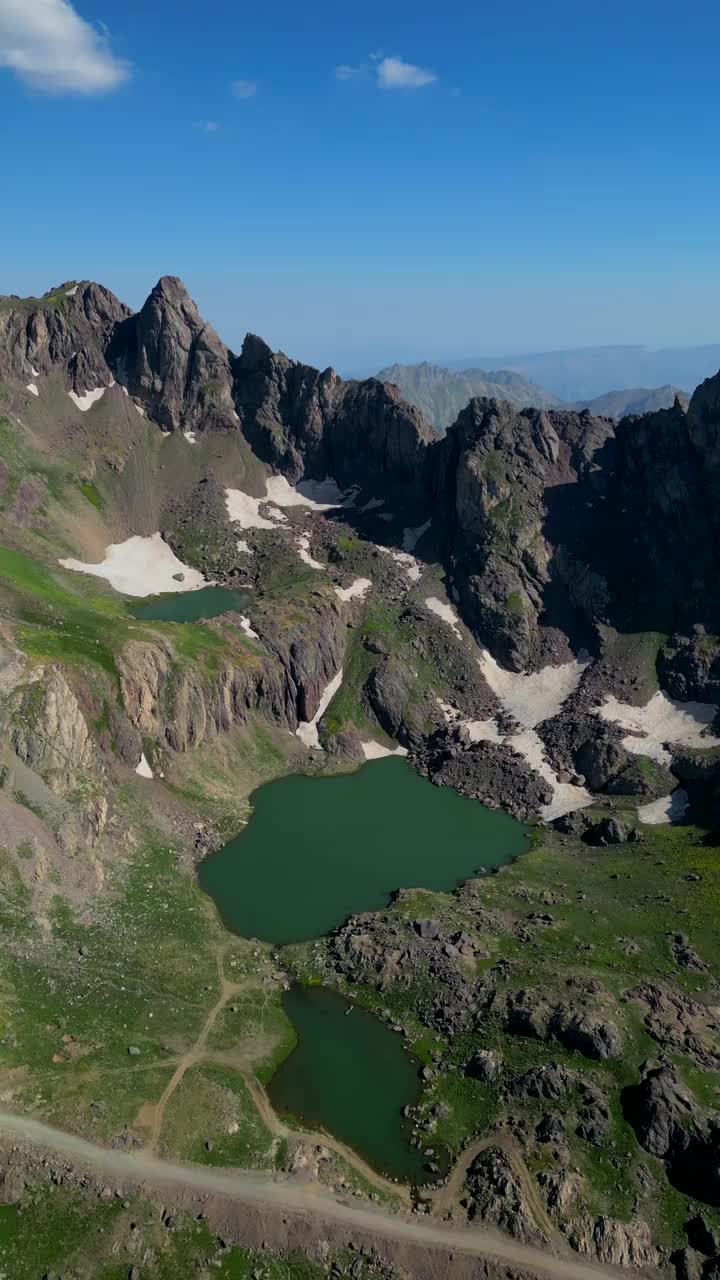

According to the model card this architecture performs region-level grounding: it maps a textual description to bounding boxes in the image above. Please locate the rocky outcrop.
[417,727,553,820]
[329,911,493,1034]
[116,594,346,756]
[462,1147,545,1243]
[659,630,720,704]
[108,276,237,433]
[628,983,720,1070]
[0,281,128,394]
[234,334,436,509]
[434,399,614,669]
[571,1215,660,1269]
[500,986,623,1060]
[9,667,97,793]
[623,1058,720,1207]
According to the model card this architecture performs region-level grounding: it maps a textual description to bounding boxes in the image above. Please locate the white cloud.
[335,63,362,80]
[0,0,130,93]
[376,56,436,90]
[231,78,257,99]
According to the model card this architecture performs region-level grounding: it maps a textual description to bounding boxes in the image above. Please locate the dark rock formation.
[462,1147,546,1243]
[108,276,237,433]
[500,988,623,1060]
[417,727,552,820]
[234,333,436,509]
[0,281,128,393]
[623,1058,720,1207]
[434,398,614,669]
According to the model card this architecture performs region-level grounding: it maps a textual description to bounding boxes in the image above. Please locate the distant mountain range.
[375,362,558,430]
[443,343,720,402]
[375,361,691,432]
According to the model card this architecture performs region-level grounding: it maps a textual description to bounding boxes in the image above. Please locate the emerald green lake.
[199,757,527,943]
[269,985,428,1183]
[131,585,251,623]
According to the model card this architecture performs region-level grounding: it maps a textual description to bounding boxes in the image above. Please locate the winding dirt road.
[0,1109,644,1280]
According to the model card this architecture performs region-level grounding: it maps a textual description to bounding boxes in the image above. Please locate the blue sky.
[2,0,720,369]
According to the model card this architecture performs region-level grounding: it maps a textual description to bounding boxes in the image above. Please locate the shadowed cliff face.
[433,399,615,670]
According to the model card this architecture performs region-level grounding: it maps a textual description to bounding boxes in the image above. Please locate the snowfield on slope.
[296,669,344,750]
[225,475,354,532]
[60,533,207,597]
[596,690,720,764]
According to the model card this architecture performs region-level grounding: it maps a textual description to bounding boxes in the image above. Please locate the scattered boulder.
[465,1049,502,1084]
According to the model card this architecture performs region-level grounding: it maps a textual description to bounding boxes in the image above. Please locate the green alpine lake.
[200,755,527,1180]
[199,756,527,943]
[131,585,251,624]
[268,984,429,1183]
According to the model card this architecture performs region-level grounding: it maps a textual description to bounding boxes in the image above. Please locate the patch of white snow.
[361,741,408,760]
[225,489,287,530]
[184,431,197,444]
[596,691,720,765]
[60,533,207,597]
[335,577,372,602]
[296,669,344,750]
[30,366,40,378]
[637,788,690,825]
[479,650,588,729]
[236,539,252,555]
[135,754,153,779]
[266,475,348,510]
[68,386,106,412]
[296,535,324,570]
[425,596,462,639]
[239,617,259,640]
[26,383,39,397]
[65,285,79,297]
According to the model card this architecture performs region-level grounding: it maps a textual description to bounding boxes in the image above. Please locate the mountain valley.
[0,278,719,1280]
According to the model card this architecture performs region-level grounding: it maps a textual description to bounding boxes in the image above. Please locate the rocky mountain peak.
[107,276,236,434]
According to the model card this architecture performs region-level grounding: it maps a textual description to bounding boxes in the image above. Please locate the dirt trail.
[430,1132,562,1244]
[146,945,247,1151]
[240,1072,410,1204]
[0,1109,641,1280]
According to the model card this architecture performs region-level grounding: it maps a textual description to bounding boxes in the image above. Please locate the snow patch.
[335,577,372,602]
[60,533,207,597]
[65,285,79,297]
[236,539,252,555]
[296,534,324,570]
[638,788,690,825]
[225,489,287,531]
[135,754,153,779]
[239,616,259,640]
[403,518,431,552]
[184,431,197,445]
[265,475,349,510]
[296,669,344,750]
[135,404,146,417]
[596,691,720,765]
[68,386,106,412]
[425,596,462,638]
[30,366,40,378]
[479,650,588,729]
[26,383,39,397]
[361,740,408,760]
